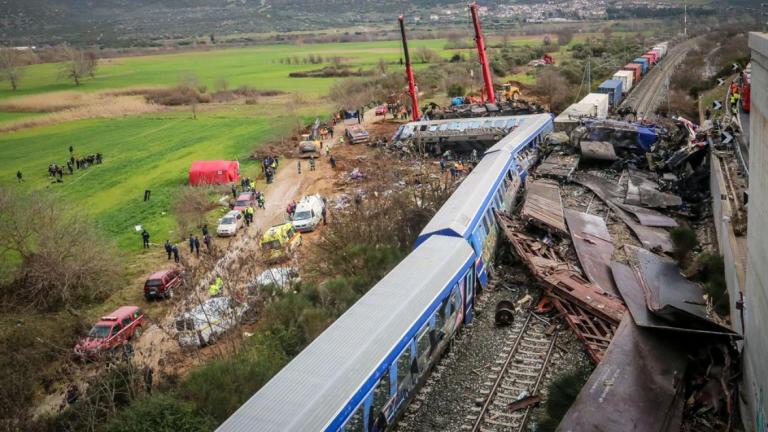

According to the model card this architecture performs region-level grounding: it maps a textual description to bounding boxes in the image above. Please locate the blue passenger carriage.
[217,236,476,432]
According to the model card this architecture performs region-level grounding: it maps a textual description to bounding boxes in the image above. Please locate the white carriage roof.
[483,113,552,154]
[419,151,511,239]
[217,235,474,432]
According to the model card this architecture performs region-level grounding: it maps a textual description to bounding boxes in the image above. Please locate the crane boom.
[469,3,496,104]
[399,15,421,121]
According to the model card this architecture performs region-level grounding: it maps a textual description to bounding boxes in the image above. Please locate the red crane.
[469,3,495,104]
[398,15,420,121]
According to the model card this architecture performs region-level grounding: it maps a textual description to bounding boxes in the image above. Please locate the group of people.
[262,155,279,184]
[42,147,104,184]
[440,157,470,179]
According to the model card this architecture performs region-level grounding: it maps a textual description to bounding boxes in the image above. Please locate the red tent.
[189,160,240,186]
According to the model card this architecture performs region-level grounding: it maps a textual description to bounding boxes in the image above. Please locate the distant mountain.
[0,0,756,46]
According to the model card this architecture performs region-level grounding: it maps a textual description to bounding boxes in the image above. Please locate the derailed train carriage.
[217,113,554,432]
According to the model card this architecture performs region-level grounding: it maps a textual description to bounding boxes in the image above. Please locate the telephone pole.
[684,2,688,38]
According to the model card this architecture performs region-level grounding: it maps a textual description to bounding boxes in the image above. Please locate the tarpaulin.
[189,160,240,186]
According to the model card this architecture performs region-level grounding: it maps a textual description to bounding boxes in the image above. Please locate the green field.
[0,109,304,250]
[0,39,453,101]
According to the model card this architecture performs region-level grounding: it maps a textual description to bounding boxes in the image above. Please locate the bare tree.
[0,187,122,311]
[556,29,574,45]
[534,69,570,112]
[0,48,25,91]
[58,46,97,86]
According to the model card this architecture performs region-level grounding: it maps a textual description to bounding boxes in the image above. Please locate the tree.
[412,47,441,64]
[534,69,570,112]
[58,46,97,86]
[0,48,24,91]
[0,187,123,311]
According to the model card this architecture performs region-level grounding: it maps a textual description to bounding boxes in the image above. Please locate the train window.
[372,369,391,418]
[416,325,430,360]
[435,298,447,331]
[344,405,365,432]
[465,271,474,301]
[396,348,411,390]
[481,212,491,233]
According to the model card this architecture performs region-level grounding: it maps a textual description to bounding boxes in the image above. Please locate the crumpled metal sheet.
[626,169,683,209]
[579,140,618,161]
[626,246,739,337]
[537,153,580,180]
[617,202,679,228]
[572,173,673,252]
[521,179,568,234]
[611,261,738,338]
[564,209,617,296]
[557,316,688,432]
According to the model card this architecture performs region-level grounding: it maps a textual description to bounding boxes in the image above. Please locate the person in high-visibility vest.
[209,276,223,297]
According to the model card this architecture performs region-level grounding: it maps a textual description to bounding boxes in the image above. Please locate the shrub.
[696,252,729,315]
[670,226,698,265]
[105,394,215,432]
[0,187,123,311]
[181,334,288,423]
[536,366,592,431]
[447,83,465,98]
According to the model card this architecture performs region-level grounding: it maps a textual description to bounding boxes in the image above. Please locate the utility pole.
[684,2,688,38]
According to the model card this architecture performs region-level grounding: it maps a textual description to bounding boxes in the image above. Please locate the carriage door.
[462,269,475,323]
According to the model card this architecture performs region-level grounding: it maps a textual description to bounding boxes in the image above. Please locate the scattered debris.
[507,394,542,412]
[537,153,580,180]
[494,300,515,326]
[521,179,568,234]
[578,141,618,161]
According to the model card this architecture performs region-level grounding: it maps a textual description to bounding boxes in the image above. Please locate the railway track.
[622,37,701,118]
[466,313,558,432]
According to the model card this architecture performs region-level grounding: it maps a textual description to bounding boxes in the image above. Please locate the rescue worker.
[257,194,265,209]
[297,160,302,174]
[164,240,173,260]
[309,155,316,171]
[202,224,209,237]
[189,234,195,253]
[231,184,237,199]
[172,245,180,263]
[247,206,255,224]
[204,234,212,252]
[16,170,23,182]
[209,276,223,297]
[141,229,150,249]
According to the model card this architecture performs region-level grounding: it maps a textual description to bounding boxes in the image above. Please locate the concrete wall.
[745,32,768,432]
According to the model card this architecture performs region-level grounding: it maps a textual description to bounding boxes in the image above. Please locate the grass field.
[0,39,454,101]
[0,108,307,250]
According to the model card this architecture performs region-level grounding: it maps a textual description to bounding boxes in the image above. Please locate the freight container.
[623,63,642,82]
[597,80,623,107]
[579,93,610,118]
[653,44,667,57]
[613,70,634,93]
[643,52,657,64]
[633,57,649,74]
[651,48,663,60]
[554,103,598,132]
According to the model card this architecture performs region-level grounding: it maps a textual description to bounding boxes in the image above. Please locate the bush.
[181,334,288,423]
[670,226,698,265]
[536,366,592,431]
[696,253,729,315]
[0,187,123,311]
[105,394,215,432]
[447,83,465,98]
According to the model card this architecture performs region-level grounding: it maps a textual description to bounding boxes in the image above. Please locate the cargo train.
[555,41,669,132]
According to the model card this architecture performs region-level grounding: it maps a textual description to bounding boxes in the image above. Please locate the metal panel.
[217,236,474,432]
[557,316,688,432]
[536,153,580,180]
[521,179,567,234]
[564,209,617,296]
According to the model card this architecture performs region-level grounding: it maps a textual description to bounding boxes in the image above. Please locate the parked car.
[233,191,258,212]
[375,105,388,115]
[175,296,247,347]
[247,267,300,295]
[291,194,325,232]
[217,210,244,237]
[260,223,302,263]
[74,306,144,360]
[144,269,182,300]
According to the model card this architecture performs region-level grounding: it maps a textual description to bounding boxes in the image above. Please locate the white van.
[175,296,247,347]
[291,194,325,232]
